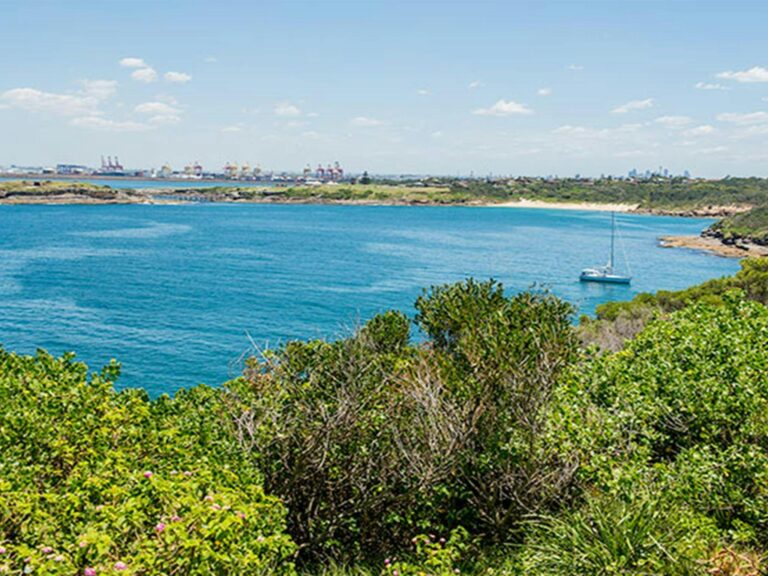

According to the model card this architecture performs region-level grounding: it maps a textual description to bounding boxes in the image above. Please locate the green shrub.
[0,349,296,575]
[557,294,768,544]
[228,281,578,560]
[382,528,469,576]
[522,491,717,575]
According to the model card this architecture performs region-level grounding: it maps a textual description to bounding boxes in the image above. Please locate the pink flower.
[212,504,222,511]
[393,571,399,576]
[155,522,166,534]
[204,494,214,502]
[384,558,391,566]
[41,546,53,554]
[54,555,64,562]
[236,511,246,520]
[84,568,97,576]
[114,561,128,571]
[143,471,153,479]
[79,541,88,548]
[171,515,182,522]
[0,547,6,554]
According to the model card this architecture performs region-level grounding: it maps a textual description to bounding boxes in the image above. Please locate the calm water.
[0,204,738,394]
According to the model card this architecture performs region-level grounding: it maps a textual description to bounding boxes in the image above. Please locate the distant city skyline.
[2,0,768,177]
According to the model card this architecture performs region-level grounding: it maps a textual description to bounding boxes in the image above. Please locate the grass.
[0,179,110,194]
[710,205,768,244]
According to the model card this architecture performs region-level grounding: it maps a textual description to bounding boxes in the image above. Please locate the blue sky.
[2,0,768,177]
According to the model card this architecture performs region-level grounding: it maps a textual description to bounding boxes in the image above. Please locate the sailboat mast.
[609,212,615,271]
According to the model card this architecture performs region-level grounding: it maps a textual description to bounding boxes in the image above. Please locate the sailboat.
[579,212,632,284]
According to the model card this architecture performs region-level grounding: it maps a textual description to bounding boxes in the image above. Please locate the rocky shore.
[659,235,768,258]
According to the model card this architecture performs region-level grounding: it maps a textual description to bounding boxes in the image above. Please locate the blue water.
[0,176,274,190]
[0,204,739,394]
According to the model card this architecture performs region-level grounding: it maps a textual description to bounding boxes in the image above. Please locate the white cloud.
[350,116,385,127]
[553,124,588,135]
[0,79,119,121]
[164,71,191,83]
[69,116,153,132]
[148,114,181,125]
[221,125,242,133]
[611,98,654,114]
[1,87,99,116]
[155,94,179,106]
[716,111,768,125]
[717,66,768,83]
[131,68,158,83]
[694,81,729,91]
[537,88,552,96]
[204,56,218,63]
[738,124,768,136]
[683,124,716,137]
[468,80,483,90]
[274,102,301,117]
[416,88,429,96]
[134,102,182,125]
[135,101,180,115]
[306,112,319,118]
[567,64,584,71]
[81,79,118,99]
[654,115,692,127]
[119,57,147,68]
[431,130,443,138]
[472,99,533,116]
[301,131,320,139]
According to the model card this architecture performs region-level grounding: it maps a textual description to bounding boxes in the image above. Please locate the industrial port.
[0,157,349,185]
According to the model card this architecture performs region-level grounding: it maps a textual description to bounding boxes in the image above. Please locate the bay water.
[0,203,738,394]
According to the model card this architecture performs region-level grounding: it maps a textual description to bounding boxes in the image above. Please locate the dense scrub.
[0,351,296,575]
[225,283,578,560]
[2,267,768,574]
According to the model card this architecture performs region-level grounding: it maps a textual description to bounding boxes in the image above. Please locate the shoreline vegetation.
[3,177,768,258]
[2,260,768,574]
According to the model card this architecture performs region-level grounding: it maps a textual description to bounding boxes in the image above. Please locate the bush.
[382,528,469,576]
[228,280,579,560]
[0,349,296,575]
[557,294,768,545]
[522,491,717,575]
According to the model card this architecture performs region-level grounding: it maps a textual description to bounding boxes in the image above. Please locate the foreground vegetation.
[2,260,768,574]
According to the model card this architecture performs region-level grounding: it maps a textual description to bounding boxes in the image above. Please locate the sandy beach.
[486,198,640,212]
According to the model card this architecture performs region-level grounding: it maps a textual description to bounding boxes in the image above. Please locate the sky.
[2,0,768,177]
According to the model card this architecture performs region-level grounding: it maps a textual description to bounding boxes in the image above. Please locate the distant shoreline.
[0,190,746,218]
